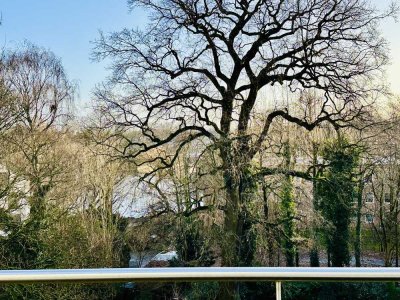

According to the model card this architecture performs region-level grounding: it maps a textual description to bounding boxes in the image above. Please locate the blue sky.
[0,1,399,115]
[0,0,147,114]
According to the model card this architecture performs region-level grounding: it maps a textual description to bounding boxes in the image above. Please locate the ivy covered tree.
[316,136,360,267]
[92,0,395,297]
[280,141,296,267]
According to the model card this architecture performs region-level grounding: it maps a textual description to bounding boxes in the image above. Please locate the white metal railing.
[0,267,399,300]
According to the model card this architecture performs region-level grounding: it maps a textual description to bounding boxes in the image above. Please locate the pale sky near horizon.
[0,0,399,115]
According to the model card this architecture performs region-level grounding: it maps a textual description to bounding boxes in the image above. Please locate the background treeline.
[1,0,400,299]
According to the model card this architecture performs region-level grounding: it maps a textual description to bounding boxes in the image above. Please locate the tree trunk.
[218,159,257,299]
[395,171,400,267]
[217,166,243,300]
[396,203,399,267]
[263,184,275,267]
[28,184,48,231]
[221,182,240,267]
[310,142,320,267]
[281,142,296,267]
[355,179,364,267]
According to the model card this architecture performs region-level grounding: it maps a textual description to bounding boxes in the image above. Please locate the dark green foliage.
[237,282,276,300]
[280,177,296,267]
[316,136,360,267]
[0,211,49,270]
[127,282,176,300]
[238,210,257,266]
[0,227,45,269]
[280,142,296,267]
[310,248,320,267]
[238,167,258,266]
[0,210,128,299]
[175,217,215,267]
[283,282,393,300]
[184,282,219,300]
[0,283,122,300]
[387,282,400,300]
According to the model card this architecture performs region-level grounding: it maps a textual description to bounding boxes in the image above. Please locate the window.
[384,193,391,203]
[365,192,374,203]
[365,214,374,223]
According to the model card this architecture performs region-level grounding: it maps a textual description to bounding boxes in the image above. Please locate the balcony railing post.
[275,281,282,300]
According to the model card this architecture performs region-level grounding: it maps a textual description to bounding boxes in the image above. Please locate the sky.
[0,0,147,114]
[0,0,399,115]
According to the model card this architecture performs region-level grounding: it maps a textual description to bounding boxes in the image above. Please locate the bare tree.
[93,1,396,296]
[0,52,18,133]
[363,107,400,266]
[0,42,74,131]
[0,43,75,236]
[0,82,15,132]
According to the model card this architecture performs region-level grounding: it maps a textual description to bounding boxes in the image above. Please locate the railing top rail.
[0,267,400,283]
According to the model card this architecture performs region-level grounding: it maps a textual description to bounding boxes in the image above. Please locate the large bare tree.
[93,0,396,292]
